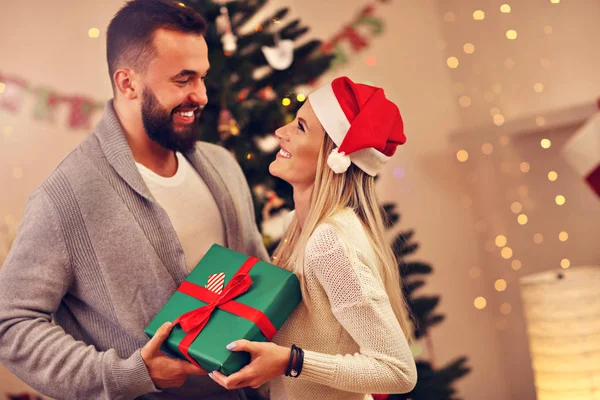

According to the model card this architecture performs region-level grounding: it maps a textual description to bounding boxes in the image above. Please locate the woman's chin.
[268,161,280,178]
[269,161,288,182]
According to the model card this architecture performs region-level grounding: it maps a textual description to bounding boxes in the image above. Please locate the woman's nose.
[275,126,290,141]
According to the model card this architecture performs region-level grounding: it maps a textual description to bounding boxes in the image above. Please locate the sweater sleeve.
[298,224,417,394]
[0,189,158,400]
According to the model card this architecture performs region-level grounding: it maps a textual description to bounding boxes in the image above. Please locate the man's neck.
[114,99,178,177]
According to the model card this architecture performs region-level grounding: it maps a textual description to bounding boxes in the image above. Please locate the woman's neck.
[292,183,313,230]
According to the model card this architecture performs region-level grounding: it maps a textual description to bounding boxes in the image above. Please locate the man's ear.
[114,68,139,100]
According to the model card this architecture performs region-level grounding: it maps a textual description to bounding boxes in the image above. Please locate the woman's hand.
[208,340,290,390]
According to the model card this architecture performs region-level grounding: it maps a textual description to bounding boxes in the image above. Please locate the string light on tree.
[495,279,508,292]
[495,235,507,247]
[533,233,544,244]
[559,231,569,242]
[88,28,100,38]
[518,214,528,225]
[511,202,523,213]
[560,258,570,269]
[548,171,558,181]
[541,138,552,149]
[456,149,469,162]
[463,43,475,54]
[550,0,560,4]
[501,247,513,259]
[473,10,485,20]
[447,57,459,69]
[474,296,487,309]
[500,4,511,13]
[494,114,506,126]
[296,94,306,102]
[482,143,493,155]
[506,30,518,40]
[555,195,566,205]
[520,162,531,173]
[512,259,522,270]
[281,98,291,107]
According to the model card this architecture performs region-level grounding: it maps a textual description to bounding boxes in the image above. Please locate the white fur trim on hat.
[327,148,352,174]
[308,83,391,176]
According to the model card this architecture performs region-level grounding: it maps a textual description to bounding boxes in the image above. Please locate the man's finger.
[180,360,208,376]
[144,322,173,355]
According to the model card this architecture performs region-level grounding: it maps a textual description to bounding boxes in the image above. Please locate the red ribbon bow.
[172,257,277,368]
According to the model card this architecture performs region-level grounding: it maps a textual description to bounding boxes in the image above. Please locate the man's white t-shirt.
[136,152,226,272]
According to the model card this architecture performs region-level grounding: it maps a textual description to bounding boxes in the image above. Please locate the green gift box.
[144,244,302,375]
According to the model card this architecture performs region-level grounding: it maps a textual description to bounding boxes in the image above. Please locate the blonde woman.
[209,76,417,399]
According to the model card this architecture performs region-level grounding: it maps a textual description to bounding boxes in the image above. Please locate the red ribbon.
[172,257,277,368]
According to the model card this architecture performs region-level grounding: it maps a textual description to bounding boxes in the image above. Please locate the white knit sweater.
[270,209,417,400]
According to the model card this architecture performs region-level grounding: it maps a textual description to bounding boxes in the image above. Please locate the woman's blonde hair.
[272,134,414,340]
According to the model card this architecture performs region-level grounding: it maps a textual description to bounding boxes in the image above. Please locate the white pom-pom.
[327,148,351,174]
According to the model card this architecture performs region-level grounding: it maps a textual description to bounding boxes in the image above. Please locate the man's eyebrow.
[171,69,198,79]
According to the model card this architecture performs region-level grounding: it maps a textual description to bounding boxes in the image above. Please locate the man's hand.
[141,322,208,389]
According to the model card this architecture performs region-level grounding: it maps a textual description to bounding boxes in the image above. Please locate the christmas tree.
[384,204,471,400]
[186,0,332,245]
[185,0,470,398]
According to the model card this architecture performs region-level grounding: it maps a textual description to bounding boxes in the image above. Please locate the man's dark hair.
[106,0,207,92]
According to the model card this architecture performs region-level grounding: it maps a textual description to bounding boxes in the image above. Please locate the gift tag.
[206,272,225,294]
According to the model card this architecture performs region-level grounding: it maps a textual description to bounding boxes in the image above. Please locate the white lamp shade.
[520,266,600,400]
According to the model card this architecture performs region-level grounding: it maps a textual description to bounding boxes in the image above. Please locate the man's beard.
[141,87,201,153]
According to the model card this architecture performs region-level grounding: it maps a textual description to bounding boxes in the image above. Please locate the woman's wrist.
[279,345,293,375]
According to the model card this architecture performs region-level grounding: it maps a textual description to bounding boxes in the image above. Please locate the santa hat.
[308,76,406,176]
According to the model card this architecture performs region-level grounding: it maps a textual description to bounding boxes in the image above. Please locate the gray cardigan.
[0,101,269,400]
